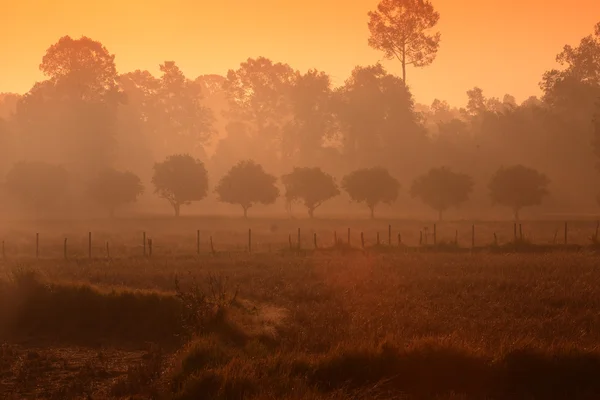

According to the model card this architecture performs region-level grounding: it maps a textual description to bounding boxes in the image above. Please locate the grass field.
[2,217,600,399]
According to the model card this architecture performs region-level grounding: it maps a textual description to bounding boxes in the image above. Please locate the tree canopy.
[5,161,69,216]
[410,167,474,221]
[281,167,340,217]
[368,0,441,83]
[489,165,550,221]
[342,167,400,219]
[88,169,144,217]
[151,154,209,216]
[215,160,279,217]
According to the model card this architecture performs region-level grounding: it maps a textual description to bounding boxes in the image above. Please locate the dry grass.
[2,221,600,398]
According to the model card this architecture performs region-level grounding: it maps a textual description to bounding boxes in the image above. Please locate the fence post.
[347,228,350,246]
[472,224,475,249]
[197,230,200,255]
[148,238,153,257]
[398,233,402,246]
[419,231,423,246]
[433,224,437,246]
[519,224,523,241]
[361,232,365,249]
[297,228,301,250]
[248,228,252,253]
[210,236,215,254]
[377,232,380,246]
[564,222,568,245]
[64,238,67,260]
[388,225,391,246]
[88,232,92,259]
[143,232,146,256]
[513,223,517,243]
[36,233,39,259]
[314,233,317,249]
[494,233,498,246]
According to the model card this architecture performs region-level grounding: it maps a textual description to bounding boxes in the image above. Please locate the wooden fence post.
[88,232,92,259]
[388,225,391,246]
[143,232,146,256]
[297,228,301,250]
[519,224,523,241]
[494,232,498,246]
[398,233,402,246]
[314,233,317,249]
[64,238,67,260]
[148,238,153,257]
[210,236,215,254]
[564,222,568,245]
[248,228,252,253]
[433,224,437,246]
[36,233,39,259]
[377,232,380,246]
[361,232,365,249]
[513,223,517,243]
[347,228,350,246]
[197,230,200,255]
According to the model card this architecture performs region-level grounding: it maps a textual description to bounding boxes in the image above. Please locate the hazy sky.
[1,0,598,106]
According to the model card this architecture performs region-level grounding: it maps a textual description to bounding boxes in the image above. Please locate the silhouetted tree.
[594,103,600,168]
[152,154,208,217]
[411,167,474,221]
[367,0,441,83]
[223,58,295,170]
[541,22,600,107]
[88,169,144,217]
[334,64,423,168]
[342,167,400,219]
[489,165,549,221]
[0,93,20,120]
[282,70,335,165]
[15,36,121,178]
[154,62,215,156]
[5,161,68,216]
[281,167,339,218]
[215,160,279,218]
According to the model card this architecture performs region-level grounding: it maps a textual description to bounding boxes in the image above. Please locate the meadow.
[2,217,600,399]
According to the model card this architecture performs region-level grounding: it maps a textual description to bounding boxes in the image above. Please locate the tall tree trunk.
[173,203,180,217]
[402,43,407,85]
[308,207,314,218]
[243,206,248,219]
[369,205,375,220]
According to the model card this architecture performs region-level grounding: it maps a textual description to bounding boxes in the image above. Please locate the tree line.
[3,156,550,221]
[0,1,599,219]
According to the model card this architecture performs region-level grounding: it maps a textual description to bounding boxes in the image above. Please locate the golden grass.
[2,244,600,398]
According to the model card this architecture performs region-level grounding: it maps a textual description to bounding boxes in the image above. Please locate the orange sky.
[1,0,598,106]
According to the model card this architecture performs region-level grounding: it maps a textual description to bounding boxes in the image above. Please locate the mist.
[0,20,599,223]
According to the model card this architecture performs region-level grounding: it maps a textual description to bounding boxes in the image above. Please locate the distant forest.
[0,1,599,220]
